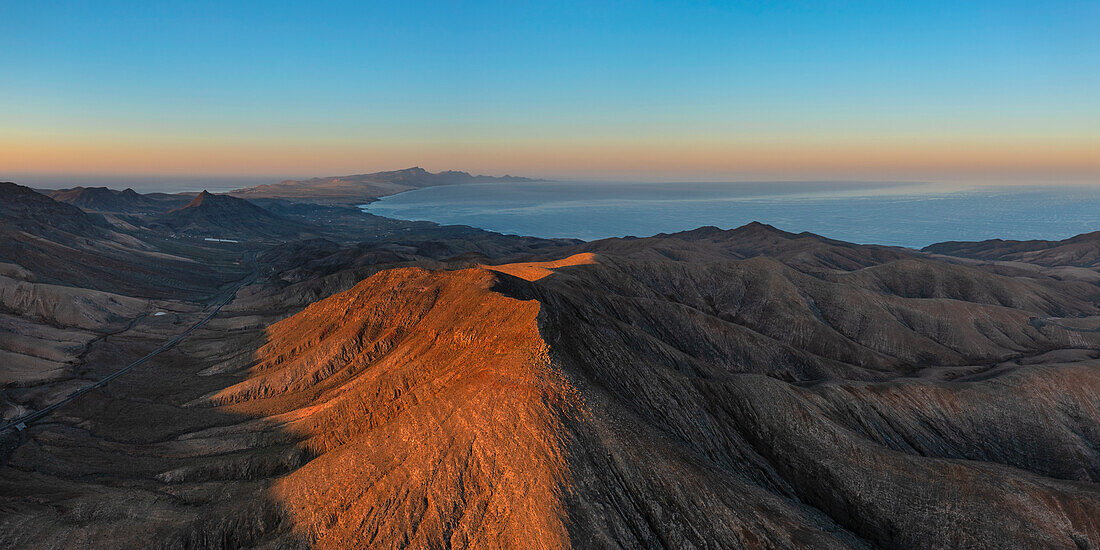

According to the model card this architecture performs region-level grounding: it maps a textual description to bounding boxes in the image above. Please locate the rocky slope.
[2,219,1100,548]
[0,183,249,431]
[0,182,110,236]
[576,222,913,273]
[0,183,240,299]
[925,231,1100,267]
[150,190,315,241]
[204,245,1100,548]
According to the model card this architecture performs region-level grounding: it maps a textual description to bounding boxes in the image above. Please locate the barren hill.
[5,221,1099,548]
[0,182,109,236]
[581,222,913,269]
[0,183,240,298]
[150,190,313,241]
[926,231,1100,267]
[199,245,1100,547]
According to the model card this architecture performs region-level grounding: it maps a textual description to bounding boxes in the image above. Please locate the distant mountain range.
[35,167,539,241]
[229,166,535,204]
[49,186,190,214]
[0,182,237,297]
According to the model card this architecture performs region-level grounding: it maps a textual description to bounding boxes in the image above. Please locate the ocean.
[362,181,1100,249]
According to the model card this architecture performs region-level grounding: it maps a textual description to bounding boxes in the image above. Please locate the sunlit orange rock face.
[198,231,1100,548]
[211,267,583,549]
[484,253,599,281]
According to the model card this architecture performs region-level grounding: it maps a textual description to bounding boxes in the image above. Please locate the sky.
[1,1,1098,184]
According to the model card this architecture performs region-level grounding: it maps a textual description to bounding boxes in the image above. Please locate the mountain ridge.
[48,186,182,214]
[0,182,110,235]
[186,244,1100,547]
[925,231,1100,267]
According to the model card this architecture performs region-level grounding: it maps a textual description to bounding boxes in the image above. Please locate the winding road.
[0,253,259,434]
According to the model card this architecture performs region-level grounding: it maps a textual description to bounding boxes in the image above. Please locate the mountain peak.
[155,190,302,240]
[732,221,786,234]
[171,190,253,214]
[185,190,216,208]
[666,222,792,241]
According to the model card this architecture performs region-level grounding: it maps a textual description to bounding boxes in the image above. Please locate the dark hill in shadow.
[49,186,184,214]
[150,191,316,241]
[0,182,241,299]
[925,231,1100,267]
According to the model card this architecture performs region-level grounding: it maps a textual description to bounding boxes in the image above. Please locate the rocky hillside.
[0,181,109,236]
[581,222,912,270]
[926,231,1100,267]
[150,190,313,241]
[0,183,240,298]
[5,223,1097,548]
[221,237,1100,548]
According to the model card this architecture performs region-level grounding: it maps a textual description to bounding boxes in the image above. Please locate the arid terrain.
[2,173,1099,549]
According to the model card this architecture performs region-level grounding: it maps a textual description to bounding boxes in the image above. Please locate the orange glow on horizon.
[2,134,1097,183]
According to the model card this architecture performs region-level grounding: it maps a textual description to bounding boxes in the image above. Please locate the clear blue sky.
[1,1,1097,181]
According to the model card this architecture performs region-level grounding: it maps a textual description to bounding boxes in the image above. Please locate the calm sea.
[363,181,1100,248]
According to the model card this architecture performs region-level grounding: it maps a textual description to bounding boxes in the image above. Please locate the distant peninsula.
[229,167,536,205]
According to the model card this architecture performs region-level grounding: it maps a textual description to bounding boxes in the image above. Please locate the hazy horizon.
[10,169,1100,195]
